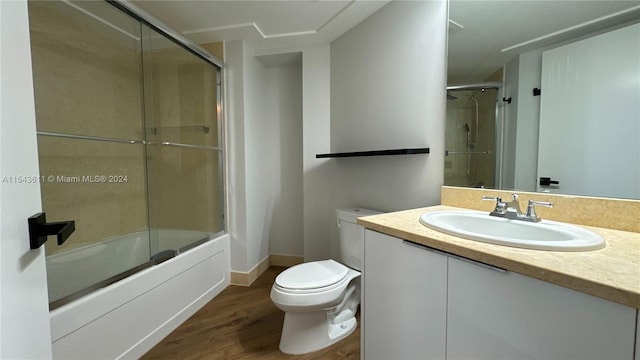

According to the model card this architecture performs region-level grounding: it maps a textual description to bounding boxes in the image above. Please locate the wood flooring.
[141,267,360,360]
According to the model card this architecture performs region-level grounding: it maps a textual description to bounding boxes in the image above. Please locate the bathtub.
[49,231,230,359]
[46,229,214,303]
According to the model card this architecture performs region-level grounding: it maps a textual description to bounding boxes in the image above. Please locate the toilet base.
[278,309,357,355]
[278,282,360,355]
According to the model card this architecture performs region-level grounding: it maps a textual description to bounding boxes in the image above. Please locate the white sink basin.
[419,211,605,251]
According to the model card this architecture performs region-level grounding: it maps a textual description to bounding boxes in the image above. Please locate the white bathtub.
[49,232,230,359]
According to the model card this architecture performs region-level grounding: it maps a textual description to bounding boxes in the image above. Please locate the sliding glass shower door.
[30,0,149,304]
[444,88,498,188]
[142,24,224,256]
[28,0,224,306]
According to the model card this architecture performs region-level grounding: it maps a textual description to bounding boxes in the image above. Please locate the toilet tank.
[336,207,381,271]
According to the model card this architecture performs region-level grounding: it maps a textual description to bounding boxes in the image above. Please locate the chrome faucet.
[482,193,553,222]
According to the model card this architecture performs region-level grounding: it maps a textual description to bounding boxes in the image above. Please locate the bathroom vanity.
[359,205,640,360]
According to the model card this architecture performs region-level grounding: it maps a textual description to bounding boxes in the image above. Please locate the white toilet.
[270,207,380,355]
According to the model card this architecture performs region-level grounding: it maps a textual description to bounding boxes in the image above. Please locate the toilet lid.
[275,260,349,290]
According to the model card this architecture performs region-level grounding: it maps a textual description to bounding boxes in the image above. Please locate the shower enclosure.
[445,85,499,189]
[28,0,225,307]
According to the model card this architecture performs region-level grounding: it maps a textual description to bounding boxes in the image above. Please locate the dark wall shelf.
[316,147,430,158]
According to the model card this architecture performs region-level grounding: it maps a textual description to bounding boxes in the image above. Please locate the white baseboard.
[230,254,304,286]
[230,255,270,286]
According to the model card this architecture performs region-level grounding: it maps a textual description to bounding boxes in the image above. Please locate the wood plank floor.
[141,267,360,360]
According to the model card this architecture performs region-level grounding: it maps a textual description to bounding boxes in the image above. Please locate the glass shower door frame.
[31,0,226,309]
[445,82,502,189]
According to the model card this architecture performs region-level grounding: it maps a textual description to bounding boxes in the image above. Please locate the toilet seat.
[271,260,360,310]
[275,260,349,291]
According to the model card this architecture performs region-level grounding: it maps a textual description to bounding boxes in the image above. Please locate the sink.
[419,211,605,251]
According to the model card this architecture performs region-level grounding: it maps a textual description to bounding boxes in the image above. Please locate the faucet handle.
[482,195,501,202]
[525,200,554,221]
[482,195,503,206]
[482,196,506,214]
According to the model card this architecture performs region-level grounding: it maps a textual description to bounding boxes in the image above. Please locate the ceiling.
[131,0,390,55]
[130,1,639,78]
[447,0,640,84]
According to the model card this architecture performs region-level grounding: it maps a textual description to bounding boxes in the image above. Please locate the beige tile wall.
[29,1,145,141]
[144,40,223,243]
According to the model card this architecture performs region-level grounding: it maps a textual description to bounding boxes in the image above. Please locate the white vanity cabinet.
[363,231,638,360]
[447,257,636,359]
[362,230,447,359]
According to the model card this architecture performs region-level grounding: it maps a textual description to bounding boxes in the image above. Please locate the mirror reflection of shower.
[445,83,500,188]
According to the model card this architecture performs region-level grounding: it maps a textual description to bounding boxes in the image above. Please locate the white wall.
[224,40,249,272]
[243,42,276,269]
[327,1,448,258]
[225,40,304,271]
[265,64,303,258]
[501,58,519,190]
[226,1,449,264]
[301,44,332,262]
[0,1,53,358]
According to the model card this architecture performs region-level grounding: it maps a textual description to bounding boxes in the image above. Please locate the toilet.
[270,207,380,355]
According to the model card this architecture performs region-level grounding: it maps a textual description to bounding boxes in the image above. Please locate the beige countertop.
[358,205,640,309]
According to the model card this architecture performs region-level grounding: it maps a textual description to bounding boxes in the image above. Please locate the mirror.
[446,0,640,199]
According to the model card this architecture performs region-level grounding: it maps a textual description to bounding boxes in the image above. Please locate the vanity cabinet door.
[447,257,636,360]
[636,313,639,360]
[362,230,447,360]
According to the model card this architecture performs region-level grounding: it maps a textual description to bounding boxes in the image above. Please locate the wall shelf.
[316,147,430,158]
